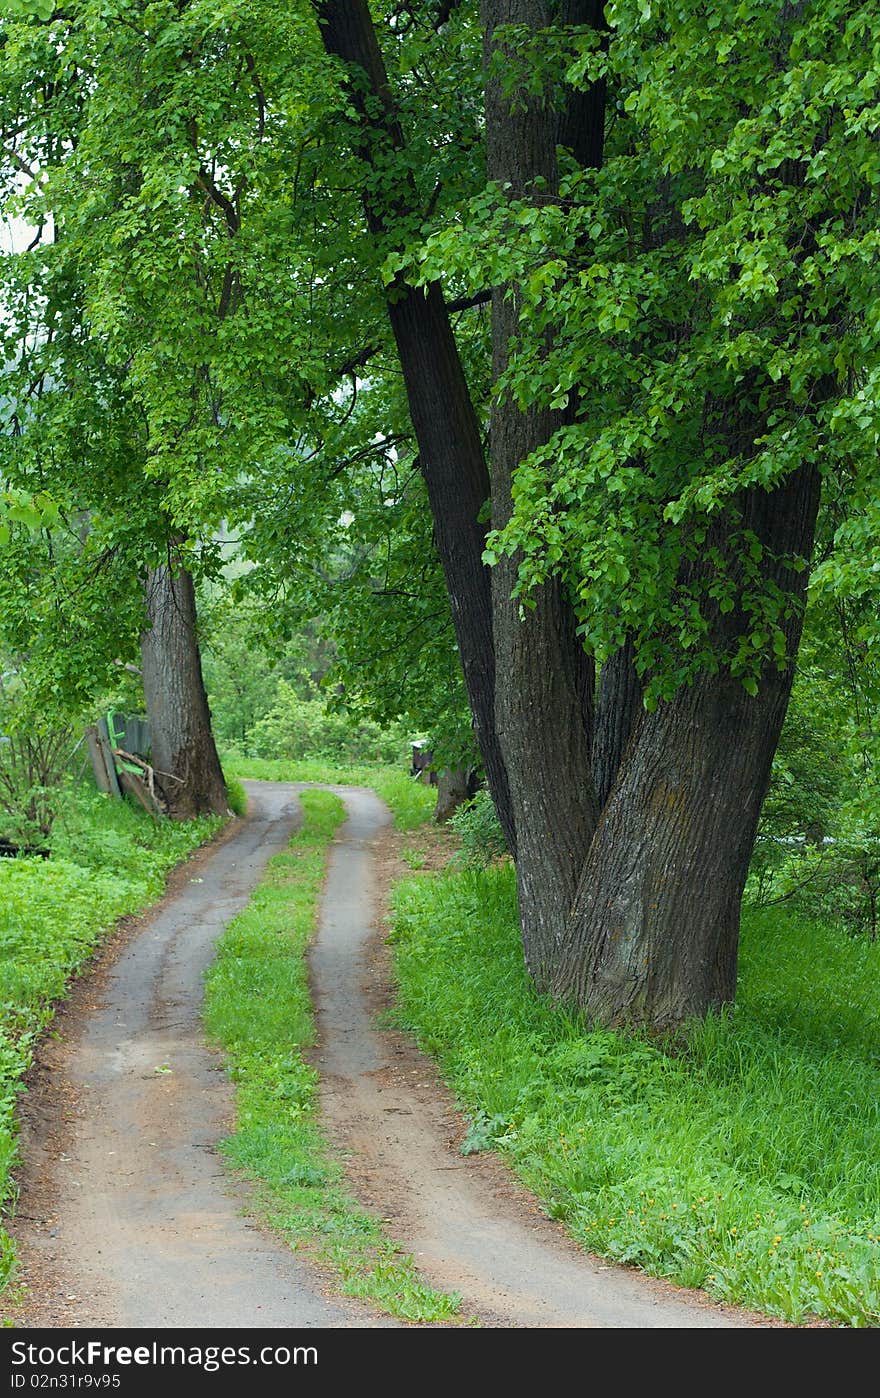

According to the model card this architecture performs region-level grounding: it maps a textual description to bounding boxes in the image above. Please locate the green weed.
[224,776,248,817]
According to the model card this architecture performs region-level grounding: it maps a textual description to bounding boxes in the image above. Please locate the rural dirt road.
[6,780,763,1329]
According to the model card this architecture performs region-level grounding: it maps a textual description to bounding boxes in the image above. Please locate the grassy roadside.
[0,789,224,1291]
[202,787,462,1324]
[389,861,880,1327]
[222,756,436,832]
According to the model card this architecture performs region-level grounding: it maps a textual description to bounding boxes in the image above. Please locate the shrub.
[0,722,72,843]
[245,681,404,765]
[449,790,507,869]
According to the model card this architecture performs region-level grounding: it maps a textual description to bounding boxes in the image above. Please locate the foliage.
[244,680,406,766]
[199,584,337,752]
[240,435,480,772]
[0,0,485,772]
[390,865,880,1325]
[407,1,880,705]
[449,790,508,870]
[0,0,53,18]
[203,788,462,1323]
[751,597,880,936]
[0,785,221,1290]
[0,678,72,841]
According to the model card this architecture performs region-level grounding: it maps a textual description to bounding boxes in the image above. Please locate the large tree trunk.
[553,463,822,1028]
[314,0,517,859]
[483,1,598,988]
[315,0,823,1033]
[434,768,471,823]
[140,561,229,820]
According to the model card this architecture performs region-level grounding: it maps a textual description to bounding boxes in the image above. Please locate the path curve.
[7,780,763,1329]
[8,781,380,1329]
[312,785,760,1329]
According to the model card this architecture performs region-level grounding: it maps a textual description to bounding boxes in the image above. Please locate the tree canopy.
[2,0,879,1028]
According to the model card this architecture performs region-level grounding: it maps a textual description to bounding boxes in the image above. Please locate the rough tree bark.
[434,768,471,823]
[314,0,517,858]
[554,464,822,1028]
[140,559,229,820]
[313,0,822,1030]
[483,0,598,988]
[594,638,642,809]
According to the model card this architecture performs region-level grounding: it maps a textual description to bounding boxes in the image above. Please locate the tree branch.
[195,168,240,235]
[446,288,492,314]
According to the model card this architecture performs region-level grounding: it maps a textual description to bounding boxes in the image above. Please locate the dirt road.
[6,780,761,1328]
[7,782,371,1328]
[313,786,757,1328]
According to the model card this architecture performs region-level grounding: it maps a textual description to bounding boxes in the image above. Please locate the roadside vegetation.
[389,851,880,1328]
[219,705,880,1329]
[203,787,462,1324]
[0,786,223,1290]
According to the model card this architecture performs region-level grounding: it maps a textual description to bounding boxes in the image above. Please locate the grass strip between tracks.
[222,757,436,831]
[203,787,463,1325]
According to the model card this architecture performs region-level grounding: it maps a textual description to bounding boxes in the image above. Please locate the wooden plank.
[96,718,122,798]
[86,725,112,794]
[118,769,165,819]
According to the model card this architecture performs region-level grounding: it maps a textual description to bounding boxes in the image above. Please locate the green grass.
[389,864,880,1326]
[225,775,248,817]
[0,787,223,1289]
[223,756,436,831]
[203,788,461,1324]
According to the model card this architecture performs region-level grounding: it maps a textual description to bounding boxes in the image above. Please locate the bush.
[0,723,72,843]
[245,681,404,765]
[449,790,507,869]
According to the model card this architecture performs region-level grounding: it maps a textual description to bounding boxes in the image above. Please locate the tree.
[311,0,877,1028]
[5,0,877,1029]
[140,548,228,818]
[0,0,266,817]
[0,240,229,816]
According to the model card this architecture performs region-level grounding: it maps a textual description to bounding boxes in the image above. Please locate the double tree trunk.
[314,0,821,1030]
[140,560,229,820]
